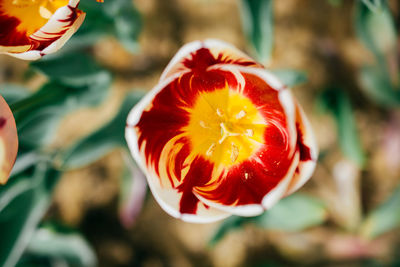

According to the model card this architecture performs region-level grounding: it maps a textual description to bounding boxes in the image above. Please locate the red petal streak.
[296,123,312,162]
[176,156,214,214]
[0,14,36,47]
[0,5,81,52]
[136,49,294,214]
[183,47,261,73]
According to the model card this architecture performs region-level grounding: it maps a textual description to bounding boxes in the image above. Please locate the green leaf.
[68,0,141,52]
[270,69,307,87]
[359,65,400,107]
[254,194,327,231]
[360,185,400,239]
[0,175,33,214]
[0,163,62,267]
[240,0,274,63]
[318,88,367,167]
[25,228,97,267]
[113,0,142,53]
[209,216,250,246]
[59,91,145,169]
[31,52,110,87]
[209,194,326,246]
[10,68,111,148]
[0,84,30,104]
[10,151,45,179]
[355,0,397,59]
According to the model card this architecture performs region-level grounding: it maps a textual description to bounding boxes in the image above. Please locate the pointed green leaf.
[25,228,97,267]
[355,0,397,59]
[0,163,62,267]
[60,91,145,169]
[318,88,367,167]
[31,53,110,87]
[209,216,249,246]
[359,65,400,107]
[240,0,274,63]
[254,194,327,231]
[271,69,307,87]
[361,185,400,239]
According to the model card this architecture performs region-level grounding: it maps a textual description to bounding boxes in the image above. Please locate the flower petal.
[126,74,230,223]
[160,39,263,81]
[0,95,18,185]
[0,0,84,60]
[126,40,317,223]
[285,103,318,195]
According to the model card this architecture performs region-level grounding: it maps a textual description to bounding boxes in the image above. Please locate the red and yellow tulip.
[0,95,18,184]
[0,0,85,60]
[126,40,318,223]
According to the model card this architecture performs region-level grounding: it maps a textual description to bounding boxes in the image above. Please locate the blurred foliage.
[0,0,142,266]
[25,227,97,267]
[240,0,274,64]
[270,69,308,87]
[317,87,366,167]
[210,194,327,246]
[0,162,61,267]
[355,0,400,107]
[67,0,141,52]
[361,185,400,239]
[59,91,145,170]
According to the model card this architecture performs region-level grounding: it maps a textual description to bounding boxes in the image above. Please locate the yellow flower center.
[2,0,68,36]
[185,85,266,167]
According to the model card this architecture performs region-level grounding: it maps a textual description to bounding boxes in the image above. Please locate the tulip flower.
[0,0,86,60]
[0,95,18,184]
[126,40,318,223]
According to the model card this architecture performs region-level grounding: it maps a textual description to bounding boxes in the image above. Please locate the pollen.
[231,143,239,163]
[206,143,216,157]
[186,87,266,167]
[236,110,246,119]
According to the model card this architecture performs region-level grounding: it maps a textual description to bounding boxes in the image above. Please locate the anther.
[236,110,246,119]
[199,120,209,129]
[245,129,254,137]
[206,143,216,156]
[231,143,239,163]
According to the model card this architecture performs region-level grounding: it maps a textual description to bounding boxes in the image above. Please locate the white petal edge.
[125,73,230,223]
[285,104,318,195]
[262,151,300,209]
[68,0,80,8]
[40,12,86,56]
[160,39,258,82]
[5,50,42,60]
[4,3,84,60]
[194,151,300,216]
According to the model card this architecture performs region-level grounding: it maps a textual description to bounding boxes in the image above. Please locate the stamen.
[236,110,246,119]
[206,143,216,157]
[231,143,239,163]
[199,120,209,129]
[244,173,249,180]
[245,129,254,137]
[219,123,239,144]
[39,6,53,19]
[216,108,224,117]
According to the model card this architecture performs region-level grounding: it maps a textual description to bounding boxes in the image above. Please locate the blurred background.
[1,0,400,266]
